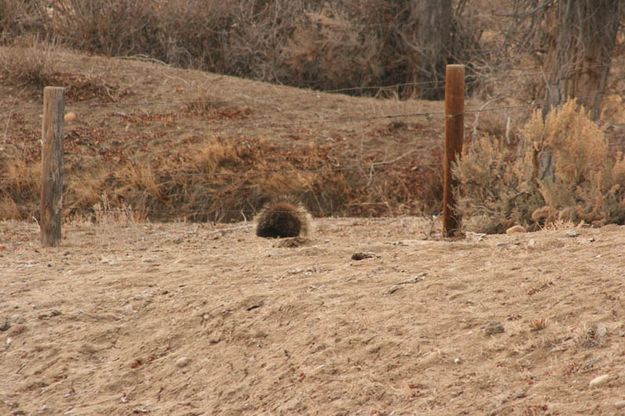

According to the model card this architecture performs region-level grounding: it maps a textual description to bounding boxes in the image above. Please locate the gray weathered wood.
[40,87,65,247]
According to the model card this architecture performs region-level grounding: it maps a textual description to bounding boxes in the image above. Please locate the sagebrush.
[456,100,625,233]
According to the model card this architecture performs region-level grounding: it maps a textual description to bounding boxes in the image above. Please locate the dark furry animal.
[255,202,311,238]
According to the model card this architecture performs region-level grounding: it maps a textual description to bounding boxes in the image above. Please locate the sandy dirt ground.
[1,218,625,415]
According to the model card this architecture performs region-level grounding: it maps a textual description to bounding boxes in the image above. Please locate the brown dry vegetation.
[2,1,625,229]
[3,2,625,415]
[456,101,625,233]
[0,0,482,97]
[0,45,450,222]
[3,40,625,229]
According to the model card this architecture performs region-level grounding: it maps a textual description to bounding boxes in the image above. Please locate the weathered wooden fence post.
[442,64,464,237]
[40,86,65,247]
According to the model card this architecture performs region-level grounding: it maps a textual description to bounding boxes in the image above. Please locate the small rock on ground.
[0,319,10,332]
[566,229,579,238]
[483,321,505,336]
[506,225,526,234]
[351,252,376,261]
[176,357,192,368]
[64,112,77,122]
[589,374,610,388]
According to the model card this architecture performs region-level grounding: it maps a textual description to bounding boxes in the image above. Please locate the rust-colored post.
[40,87,65,247]
[442,65,464,237]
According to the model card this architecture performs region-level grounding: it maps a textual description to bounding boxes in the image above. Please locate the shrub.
[0,0,45,40]
[152,0,233,70]
[454,133,542,233]
[525,101,625,226]
[49,0,159,56]
[281,5,383,91]
[40,0,480,99]
[456,100,625,233]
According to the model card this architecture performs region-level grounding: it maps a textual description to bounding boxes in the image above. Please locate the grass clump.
[454,133,542,234]
[0,43,56,89]
[0,150,40,220]
[0,130,439,223]
[527,101,625,226]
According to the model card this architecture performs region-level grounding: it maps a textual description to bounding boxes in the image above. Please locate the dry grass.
[0,195,20,219]
[0,42,57,89]
[0,41,127,101]
[182,93,252,119]
[66,169,107,212]
[0,44,446,222]
[92,194,145,225]
[0,0,45,39]
[0,151,40,220]
[51,71,131,102]
[147,139,350,222]
[51,138,354,222]
[529,318,548,332]
[100,138,434,222]
[49,0,159,56]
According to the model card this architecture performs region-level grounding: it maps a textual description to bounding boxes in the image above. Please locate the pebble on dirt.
[0,319,10,332]
[505,225,526,234]
[351,252,376,261]
[589,374,610,388]
[566,229,580,238]
[64,111,77,122]
[176,357,192,368]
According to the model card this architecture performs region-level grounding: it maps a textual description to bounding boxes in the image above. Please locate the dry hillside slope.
[0,46,488,221]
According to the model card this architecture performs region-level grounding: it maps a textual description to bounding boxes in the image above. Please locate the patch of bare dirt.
[1,219,625,415]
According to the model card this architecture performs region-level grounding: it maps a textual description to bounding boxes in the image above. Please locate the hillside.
[4,44,625,225]
[1,218,625,415]
[0,45,480,221]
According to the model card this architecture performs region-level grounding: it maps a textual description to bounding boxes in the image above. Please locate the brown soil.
[1,219,625,415]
